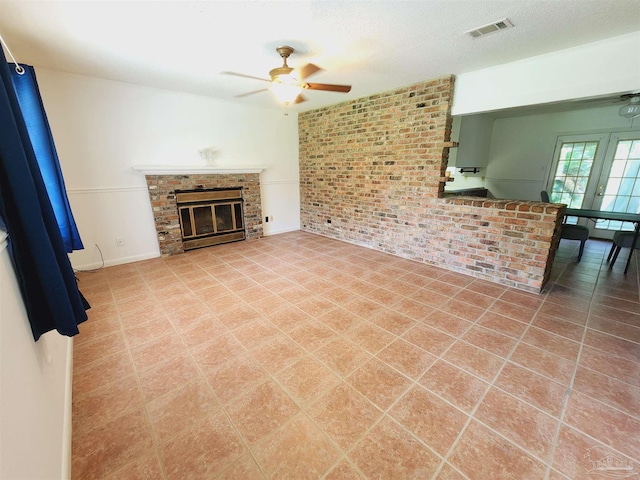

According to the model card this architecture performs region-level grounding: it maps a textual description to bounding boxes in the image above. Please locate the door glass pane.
[624,160,640,177]
[583,143,597,159]
[598,139,640,230]
[550,141,598,207]
[615,141,631,159]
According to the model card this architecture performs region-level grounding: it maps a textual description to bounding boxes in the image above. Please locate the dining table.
[565,208,640,274]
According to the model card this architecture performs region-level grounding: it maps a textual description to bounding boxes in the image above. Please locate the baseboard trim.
[72,251,160,271]
[61,337,73,480]
[263,226,301,236]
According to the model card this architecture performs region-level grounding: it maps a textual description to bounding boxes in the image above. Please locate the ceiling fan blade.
[221,71,271,83]
[234,88,269,98]
[306,83,352,93]
[298,63,321,80]
[294,94,307,104]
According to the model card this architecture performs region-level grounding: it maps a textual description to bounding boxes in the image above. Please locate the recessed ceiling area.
[465,92,640,120]
[0,0,639,112]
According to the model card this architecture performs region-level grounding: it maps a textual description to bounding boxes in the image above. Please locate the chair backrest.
[541,191,550,202]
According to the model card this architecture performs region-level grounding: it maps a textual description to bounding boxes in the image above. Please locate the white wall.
[35,69,300,269]
[0,230,73,479]
[484,104,640,200]
[445,116,490,191]
[453,31,640,116]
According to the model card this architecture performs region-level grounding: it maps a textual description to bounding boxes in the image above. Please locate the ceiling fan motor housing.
[270,46,295,79]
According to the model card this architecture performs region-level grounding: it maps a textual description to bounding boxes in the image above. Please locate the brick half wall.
[299,76,564,293]
[423,197,564,292]
[144,173,263,255]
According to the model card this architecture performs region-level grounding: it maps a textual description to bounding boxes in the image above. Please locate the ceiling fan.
[618,93,640,119]
[222,46,352,105]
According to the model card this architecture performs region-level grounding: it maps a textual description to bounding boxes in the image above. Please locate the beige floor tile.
[215,453,265,480]
[389,385,469,455]
[71,235,640,479]
[73,350,137,397]
[72,409,154,479]
[137,351,201,402]
[349,416,440,479]
[563,391,640,462]
[449,420,547,480]
[275,355,340,407]
[225,380,300,445]
[324,460,367,479]
[159,411,246,480]
[419,360,489,413]
[494,363,569,417]
[104,451,164,480]
[307,382,382,450]
[346,358,413,410]
[474,387,558,460]
[420,309,473,337]
[441,341,504,382]
[147,379,219,443]
[552,424,639,480]
[376,338,437,379]
[72,373,144,436]
[252,414,341,479]
[314,337,372,378]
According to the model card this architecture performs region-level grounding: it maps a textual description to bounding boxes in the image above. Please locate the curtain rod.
[0,32,25,75]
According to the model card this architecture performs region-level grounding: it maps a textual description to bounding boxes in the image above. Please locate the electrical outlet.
[265,216,269,223]
[116,237,125,246]
[269,215,274,222]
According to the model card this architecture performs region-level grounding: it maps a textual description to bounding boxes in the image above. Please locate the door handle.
[597,192,604,196]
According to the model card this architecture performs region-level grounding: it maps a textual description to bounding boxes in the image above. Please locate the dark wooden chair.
[607,231,638,267]
[541,191,590,261]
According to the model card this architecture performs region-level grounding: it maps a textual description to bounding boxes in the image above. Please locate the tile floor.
[72,231,640,479]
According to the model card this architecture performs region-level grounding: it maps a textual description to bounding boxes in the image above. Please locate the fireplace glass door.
[176,188,246,250]
[193,206,215,235]
[179,201,243,239]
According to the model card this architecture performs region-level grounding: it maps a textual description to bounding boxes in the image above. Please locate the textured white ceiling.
[1,0,639,112]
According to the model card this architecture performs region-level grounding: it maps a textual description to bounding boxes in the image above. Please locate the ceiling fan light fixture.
[269,74,303,104]
[619,96,640,119]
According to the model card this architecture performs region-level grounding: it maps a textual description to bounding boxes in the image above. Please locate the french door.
[547,131,640,239]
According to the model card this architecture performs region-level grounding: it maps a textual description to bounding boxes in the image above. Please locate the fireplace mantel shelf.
[132,165,265,175]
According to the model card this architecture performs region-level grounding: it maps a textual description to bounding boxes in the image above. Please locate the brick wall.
[298,76,563,293]
[144,174,262,255]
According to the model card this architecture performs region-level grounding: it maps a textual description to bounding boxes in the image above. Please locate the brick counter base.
[302,196,564,293]
[423,197,565,292]
[144,174,263,256]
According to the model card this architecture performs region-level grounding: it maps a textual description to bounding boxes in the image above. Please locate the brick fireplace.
[141,170,263,255]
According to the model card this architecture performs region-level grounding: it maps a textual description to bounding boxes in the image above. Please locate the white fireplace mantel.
[132,165,266,175]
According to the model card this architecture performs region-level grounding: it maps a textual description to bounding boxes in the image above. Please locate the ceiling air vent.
[466,18,513,38]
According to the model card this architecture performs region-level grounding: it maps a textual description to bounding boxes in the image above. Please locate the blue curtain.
[0,51,89,340]
[9,64,83,252]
